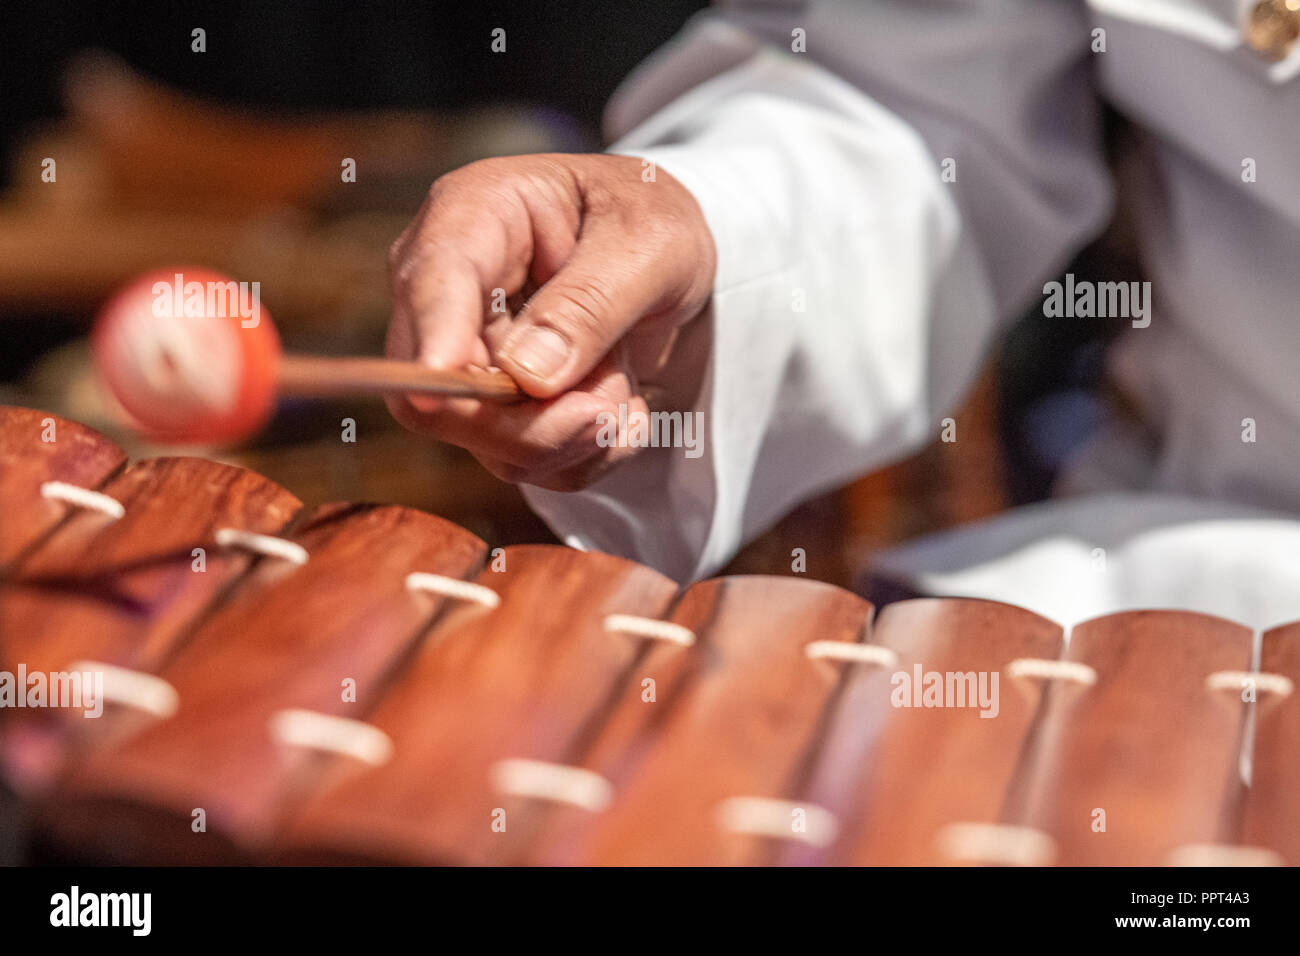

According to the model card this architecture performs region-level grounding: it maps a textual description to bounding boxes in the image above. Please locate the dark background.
[1,0,706,184]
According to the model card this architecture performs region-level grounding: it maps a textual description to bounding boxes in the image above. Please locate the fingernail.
[505,326,569,380]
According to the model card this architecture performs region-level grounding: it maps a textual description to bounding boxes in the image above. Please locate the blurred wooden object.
[0,52,578,322]
[52,504,487,862]
[1015,612,1252,865]
[847,364,1008,549]
[7,406,1291,866]
[724,363,1009,590]
[1244,622,1300,862]
[526,576,871,865]
[0,205,395,322]
[791,599,1061,865]
[0,405,126,571]
[55,53,448,214]
[278,355,523,401]
[282,547,678,865]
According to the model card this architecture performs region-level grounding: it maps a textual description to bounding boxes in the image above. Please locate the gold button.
[1247,0,1300,61]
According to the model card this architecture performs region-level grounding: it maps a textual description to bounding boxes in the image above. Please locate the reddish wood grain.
[791,598,1062,865]
[0,456,300,675]
[1014,611,1252,865]
[1241,622,1300,863]
[0,456,301,792]
[526,575,872,866]
[9,407,1292,867]
[42,504,487,863]
[277,545,678,864]
[0,406,126,572]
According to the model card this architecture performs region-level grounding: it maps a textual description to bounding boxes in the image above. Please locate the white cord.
[1166,843,1284,867]
[215,528,308,565]
[1006,658,1098,686]
[268,709,394,766]
[934,822,1057,866]
[715,796,840,847]
[66,660,178,719]
[490,758,613,812]
[603,614,696,647]
[404,572,499,608]
[1205,670,1294,698]
[40,481,124,520]
[805,641,898,667]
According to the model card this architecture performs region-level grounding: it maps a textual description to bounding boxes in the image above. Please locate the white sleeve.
[523,4,1112,582]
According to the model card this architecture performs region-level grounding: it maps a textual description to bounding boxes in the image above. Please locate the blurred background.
[0,0,1133,588]
[0,1,703,551]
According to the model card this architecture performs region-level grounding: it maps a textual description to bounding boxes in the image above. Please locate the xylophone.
[1,403,1298,866]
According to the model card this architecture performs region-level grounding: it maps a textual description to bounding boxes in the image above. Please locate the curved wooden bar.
[792,598,1062,865]
[1013,611,1252,865]
[524,576,873,866]
[1,407,1296,866]
[278,545,678,864]
[0,406,127,572]
[40,504,486,863]
[1242,622,1300,864]
[0,456,302,792]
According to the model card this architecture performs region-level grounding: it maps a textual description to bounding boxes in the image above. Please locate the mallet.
[93,267,522,444]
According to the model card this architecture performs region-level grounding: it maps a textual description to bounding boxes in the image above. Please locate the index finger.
[389,183,533,371]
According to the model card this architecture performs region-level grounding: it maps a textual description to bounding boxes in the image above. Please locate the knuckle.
[428,167,467,199]
[550,280,619,341]
[390,253,424,294]
[581,172,620,215]
[433,157,512,199]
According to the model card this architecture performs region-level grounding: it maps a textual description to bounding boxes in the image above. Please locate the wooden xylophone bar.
[0,405,1297,866]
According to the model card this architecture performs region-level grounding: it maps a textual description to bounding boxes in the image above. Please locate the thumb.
[497,227,678,398]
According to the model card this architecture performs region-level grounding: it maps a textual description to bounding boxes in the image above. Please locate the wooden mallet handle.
[277,354,524,402]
